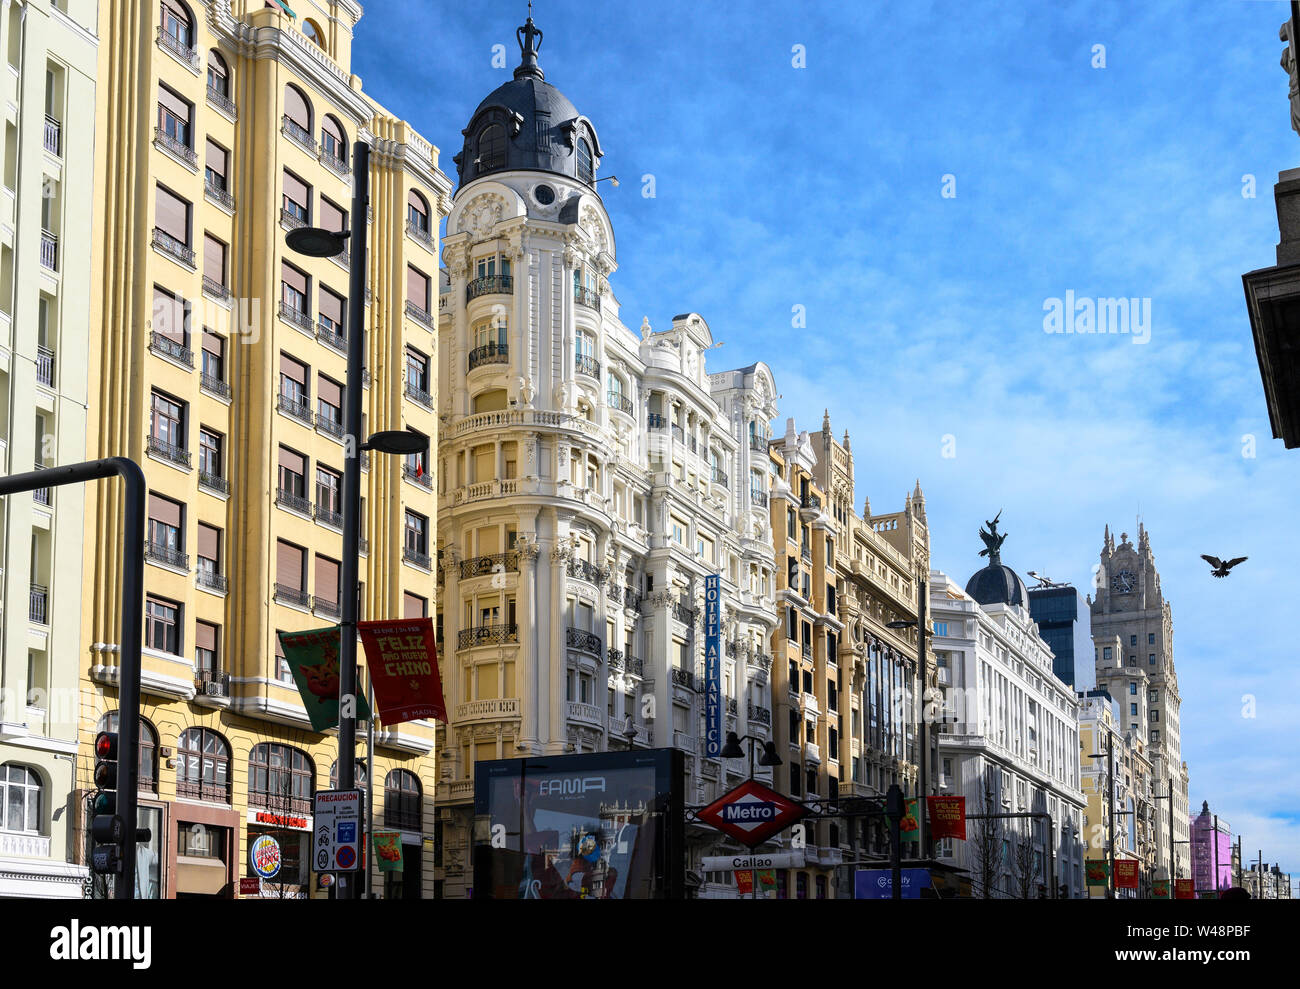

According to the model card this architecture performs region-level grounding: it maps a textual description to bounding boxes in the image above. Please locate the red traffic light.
[95,731,118,761]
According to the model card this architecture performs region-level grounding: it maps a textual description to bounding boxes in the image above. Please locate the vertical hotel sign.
[704,575,722,757]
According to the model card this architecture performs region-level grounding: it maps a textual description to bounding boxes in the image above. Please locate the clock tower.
[1089,523,1190,882]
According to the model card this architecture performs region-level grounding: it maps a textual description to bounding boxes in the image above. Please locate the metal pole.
[916,577,928,862]
[1168,778,1175,884]
[336,139,370,901]
[1258,849,1263,898]
[1106,729,1115,899]
[0,458,145,900]
[1213,813,1219,894]
[365,678,375,898]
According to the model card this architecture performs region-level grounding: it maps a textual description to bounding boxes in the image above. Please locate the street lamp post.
[721,731,782,900]
[887,575,931,862]
[285,140,428,900]
[1087,728,1116,899]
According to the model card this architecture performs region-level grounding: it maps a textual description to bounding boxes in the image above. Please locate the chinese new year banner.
[372,832,404,873]
[1175,879,1195,899]
[900,799,920,842]
[1114,859,1139,888]
[358,617,448,725]
[1085,860,1111,886]
[1153,879,1170,898]
[926,796,966,840]
[279,626,371,732]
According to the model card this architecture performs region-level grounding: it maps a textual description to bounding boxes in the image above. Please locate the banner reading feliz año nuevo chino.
[926,796,966,840]
[358,617,448,725]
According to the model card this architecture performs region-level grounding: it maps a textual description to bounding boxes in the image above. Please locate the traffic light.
[90,731,123,875]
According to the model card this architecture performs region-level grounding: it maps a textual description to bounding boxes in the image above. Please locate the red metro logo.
[696,779,806,848]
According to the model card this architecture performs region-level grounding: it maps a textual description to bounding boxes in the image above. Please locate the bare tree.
[969,775,1002,899]
[1011,821,1042,899]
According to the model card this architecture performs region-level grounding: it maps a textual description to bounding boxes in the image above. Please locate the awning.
[175,855,228,895]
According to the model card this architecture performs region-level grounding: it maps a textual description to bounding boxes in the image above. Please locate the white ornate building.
[431,16,779,897]
[929,548,1087,898]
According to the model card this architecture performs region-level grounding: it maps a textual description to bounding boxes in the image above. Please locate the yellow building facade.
[77,0,450,897]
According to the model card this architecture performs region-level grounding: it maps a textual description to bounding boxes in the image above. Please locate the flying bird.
[1200,555,1247,578]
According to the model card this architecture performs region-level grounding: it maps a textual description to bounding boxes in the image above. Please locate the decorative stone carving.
[515,534,540,562]
[516,376,535,407]
[580,204,608,255]
[463,193,506,238]
[640,317,653,341]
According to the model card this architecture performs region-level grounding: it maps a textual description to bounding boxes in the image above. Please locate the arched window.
[302,18,325,48]
[206,51,230,98]
[283,84,312,141]
[177,727,231,803]
[477,123,505,172]
[0,764,42,833]
[407,190,430,235]
[384,769,421,830]
[100,712,158,793]
[321,115,346,165]
[249,743,314,814]
[607,374,630,415]
[576,138,593,183]
[160,0,194,49]
[329,759,368,788]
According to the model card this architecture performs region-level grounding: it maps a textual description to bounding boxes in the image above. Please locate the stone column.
[516,531,540,754]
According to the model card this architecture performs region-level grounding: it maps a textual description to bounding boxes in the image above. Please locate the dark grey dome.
[966,564,1029,608]
[453,16,602,190]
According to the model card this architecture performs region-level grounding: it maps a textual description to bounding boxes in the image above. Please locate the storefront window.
[246,825,308,895]
[135,805,163,899]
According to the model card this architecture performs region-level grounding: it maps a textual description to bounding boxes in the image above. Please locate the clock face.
[1111,570,1136,594]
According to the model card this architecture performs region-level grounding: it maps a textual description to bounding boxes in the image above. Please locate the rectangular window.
[1102,647,1112,661]
[318,287,345,337]
[1130,635,1137,646]
[199,428,223,476]
[154,183,191,246]
[147,493,184,552]
[202,331,225,382]
[279,354,308,404]
[281,261,309,315]
[197,522,221,577]
[932,621,948,637]
[203,233,226,287]
[146,595,181,654]
[195,620,219,672]
[319,196,347,234]
[314,555,340,609]
[275,540,306,592]
[317,375,343,426]
[404,592,428,619]
[405,511,428,554]
[283,169,310,223]
[407,265,430,311]
[277,446,306,497]
[1148,633,1155,645]
[1130,703,1138,716]
[157,84,192,147]
[151,286,188,344]
[1148,654,1156,665]
[406,348,429,389]
[205,139,228,191]
[150,391,185,447]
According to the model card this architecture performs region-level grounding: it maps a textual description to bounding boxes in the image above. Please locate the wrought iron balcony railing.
[458,623,519,648]
[405,380,434,409]
[149,331,193,367]
[316,322,346,353]
[751,490,768,508]
[574,285,600,311]
[574,354,601,379]
[608,393,634,416]
[748,704,772,726]
[195,568,228,592]
[401,463,432,489]
[278,300,314,333]
[404,299,434,329]
[198,470,229,496]
[671,667,696,691]
[156,26,199,69]
[314,505,343,529]
[145,541,189,570]
[275,488,312,514]
[273,584,312,609]
[459,553,519,580]
[205,178,235,212]
[152,127,198,169]
[647,413,667,429]
[281,115,316,155]
[200,373,231,400]
[403,546,432,569]
[566,627,603,657]
[278,393,314,425]
[205,85,237,119]
[147,435,190,467]
[406,219,434,250]
[315,412,344,439]
[468,342,508,371]
[466,274,514,301]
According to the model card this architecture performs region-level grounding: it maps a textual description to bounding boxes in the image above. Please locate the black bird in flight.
[1200,555,1247,578]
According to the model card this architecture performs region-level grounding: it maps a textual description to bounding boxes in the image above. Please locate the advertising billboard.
[472,749,685,899]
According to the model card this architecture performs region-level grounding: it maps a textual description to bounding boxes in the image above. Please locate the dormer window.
[478,123,505,172]
[576,137,593,183]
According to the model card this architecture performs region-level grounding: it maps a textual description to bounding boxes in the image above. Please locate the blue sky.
[355,0,1300,886]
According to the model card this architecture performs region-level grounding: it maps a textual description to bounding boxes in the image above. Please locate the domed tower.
[964,512,1028,608]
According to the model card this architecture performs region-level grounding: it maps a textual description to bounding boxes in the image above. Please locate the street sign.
[250,834,281,879]
[855,868,931,899]
[313,788,363,873]
[701,851,805,871]
[695,779,806,848]
[238,876,262,896]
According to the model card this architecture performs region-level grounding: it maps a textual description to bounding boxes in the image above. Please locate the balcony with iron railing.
[149,331,193,367]
[405,379,434,409]
[403,546,432,570]
[273,584,311,609]
[248,792,312,818]
[152,227,195,267]
[152,126,198,169]
[281,115,317,155]
[201,274,230,302]
[29,584,48,625]
[36,347,54,387]
[314,596,342,619]
[608,392,634,416]
[275,487,312,515]
[205,84,237,120]
[567,558,604,585]
[468,342,508,371]
[205,178,235,212]
[406,219,435,251]
[314,504,342,529]
[671,423,684,443]
[40,230,57,271]
[460,553,519,580]
[607,648,624,671]
[671,667,696,691]
[43,115,61,156]
[671,599,695,624]
[404,299,435,329]
[458,623,519,649]
[277,392,314,425]
[147,435,190,468]
[750,490,768,508]
[316,320,346,354]
[200,373,231,400]
[402,463,432,489]
[279,300,314,334]
[320,149,351,178]
[750,433,770,454]
[156,25,199,69]
[315,412,344,440]
[712,467,729,488]
[195,568,227,593]
[647,413,667,429]
[574,285,600,311]
[575,353,601,379]
[748,704,772,726]
[145,540,189,570]
[625,655,644,677]
[566,627,603,657]
[466,274,514,301]
[193,668,230,701]
[280,206,307,231]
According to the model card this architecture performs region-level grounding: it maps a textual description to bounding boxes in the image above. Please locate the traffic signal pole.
[0,458,145,898]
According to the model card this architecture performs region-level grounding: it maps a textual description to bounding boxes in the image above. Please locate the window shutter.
[281,261,308,296]
[148,494,182,528]
[318,288,344,325]
[152,287,185,343]
[202,331,224,360]
[197,523,220,561]
[314,556,339,604]
[204,234,225,285]
[407,190,428,219]
[282,169,309,208]
[317,376,342,407]
[319,197,345,232]
[278,446,305,474]
[284,85,310,130]
[279,354,307,385]
[154,185,189,242]
[157,84,190,123]
[403,592,426,619]
[205,140,227,179]
[276,541,304,590]
[195,621,217,652]
[407,265,429,308]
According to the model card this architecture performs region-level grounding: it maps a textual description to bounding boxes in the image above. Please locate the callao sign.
[696,779,806,848]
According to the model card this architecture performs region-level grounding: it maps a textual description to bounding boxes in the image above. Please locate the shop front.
[245,808,311,898]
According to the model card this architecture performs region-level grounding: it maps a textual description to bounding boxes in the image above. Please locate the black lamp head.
[285,226,351,258]
[364,430,428,457]
[719,732,745,760]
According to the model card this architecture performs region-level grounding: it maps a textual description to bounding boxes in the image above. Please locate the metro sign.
[696,779,806,848]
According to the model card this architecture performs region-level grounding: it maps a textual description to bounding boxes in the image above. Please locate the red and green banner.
[279,626,370,732]
[1115,859,1140,888]
[736,870,753,895]
[358,618,448,725]
[1152,879,1170,898]
[757,869,776,890]
[927,796,966,840]
[899,799,920,842]
[1175,879,1195,900]
[1085,860,1111,887]
[372,832,404,873]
